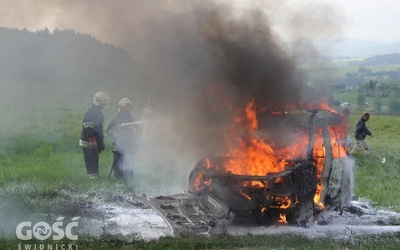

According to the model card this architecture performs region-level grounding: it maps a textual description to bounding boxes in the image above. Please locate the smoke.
[342,156,355,205]
[0,0,346,192]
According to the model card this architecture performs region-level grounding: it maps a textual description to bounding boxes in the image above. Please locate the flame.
[240,189,252,200]
[203,158,212,169]
[300,98,338,113]
[223,100,303,176]
[193,172,205,191]
[193,172,212,191]
[277,196,291,209]
[278,213,288,224]
[310,117,349,205]
[315,201,325,210]
[329,124,349,158]
[260,206,267,214]
[269,196,292,209]
[194,91,350,220]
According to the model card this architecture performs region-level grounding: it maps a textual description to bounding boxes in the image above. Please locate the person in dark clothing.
[350,112,374,154]
[107,98,138,180]
[79,91,110,178]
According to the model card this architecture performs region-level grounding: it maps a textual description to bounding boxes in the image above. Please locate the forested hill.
[0,27,138,86]
[357,53,400,66]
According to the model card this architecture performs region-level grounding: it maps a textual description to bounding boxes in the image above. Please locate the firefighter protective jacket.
[107,110,137,153]
[79,103,105,149]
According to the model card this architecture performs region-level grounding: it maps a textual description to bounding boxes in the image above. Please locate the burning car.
[142,103,352,234]
[187,107,351,227]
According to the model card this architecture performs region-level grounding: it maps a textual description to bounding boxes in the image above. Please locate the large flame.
[232,99,346,199]
[222,100,314,176]
[194,94,349,217]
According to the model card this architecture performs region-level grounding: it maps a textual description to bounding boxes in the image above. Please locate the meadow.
[1,80,400,249]
[303,63,400,81]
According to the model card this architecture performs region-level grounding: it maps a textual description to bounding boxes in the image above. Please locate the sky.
[0,0,399,44]
[336,0,400,43]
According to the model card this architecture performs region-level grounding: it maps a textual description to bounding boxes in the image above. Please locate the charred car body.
[142,109,351,235]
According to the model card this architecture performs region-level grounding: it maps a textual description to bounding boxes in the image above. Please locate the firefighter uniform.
[107,98,138,180]
[79,91,110,178]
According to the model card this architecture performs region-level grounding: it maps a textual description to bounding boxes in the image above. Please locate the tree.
[373,96,382,112]
[388,99,400,112]
[357,95,366,107]
[358,67,372,75]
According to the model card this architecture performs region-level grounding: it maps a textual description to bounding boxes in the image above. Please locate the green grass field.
[303,63,400,81]
[1,80,400,249]
[333,91,394,113]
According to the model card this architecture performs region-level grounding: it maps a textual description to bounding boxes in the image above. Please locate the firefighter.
[79,91,110,178]
[107,97,138,180]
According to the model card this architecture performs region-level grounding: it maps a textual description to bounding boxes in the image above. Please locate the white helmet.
[119,97,132,109]
[93,91,110,106]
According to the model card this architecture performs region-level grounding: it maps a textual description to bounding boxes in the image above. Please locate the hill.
[334,39,400,59]
[356,53,400,66]
[0,27,140,87]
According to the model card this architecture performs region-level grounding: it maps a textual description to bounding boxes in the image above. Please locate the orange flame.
[278,213,288,224]
[277,196,291,209]
[230,100,347,207]
[195,90,350,215]
[222,100,311,176]
[193,172,205,191]
[240,189,252,200]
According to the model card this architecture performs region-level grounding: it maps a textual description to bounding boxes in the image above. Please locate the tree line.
[316,58,400,112]
[333,66,400,90]
[0,27,138,86]
[327,78,400,112]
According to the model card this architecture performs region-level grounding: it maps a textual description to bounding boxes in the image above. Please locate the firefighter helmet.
[119,97,132,109]
[93,91,110,106]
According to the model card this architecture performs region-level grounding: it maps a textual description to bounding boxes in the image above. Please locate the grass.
[1,80,400,249]
[1,233,400,250]
[333,92,393,112]
[303,63,400,82]
[349,114,400,210]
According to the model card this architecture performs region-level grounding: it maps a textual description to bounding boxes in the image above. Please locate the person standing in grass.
[107,98,138,181]
[79,91,110,178]
[350,112,374,154]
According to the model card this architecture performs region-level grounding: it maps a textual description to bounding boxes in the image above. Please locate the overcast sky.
[0,0,398,44]
[336,0,400,43]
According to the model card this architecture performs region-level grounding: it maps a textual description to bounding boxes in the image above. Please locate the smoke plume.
[0,0,346,191]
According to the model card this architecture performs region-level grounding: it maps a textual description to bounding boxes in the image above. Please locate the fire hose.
[119,120,145,128]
